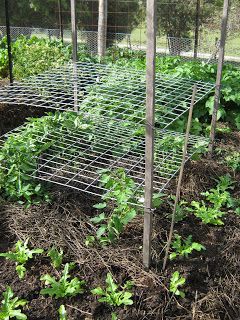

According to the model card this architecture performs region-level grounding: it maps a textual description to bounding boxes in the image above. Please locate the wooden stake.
[162,84,197,271]
[98,0,108,58]
[143,0,156,270]
[208,0,229,156]
[70,0,78,112]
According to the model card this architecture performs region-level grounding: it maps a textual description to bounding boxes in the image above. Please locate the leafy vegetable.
[40,263,85,298]
[0,287,28,320]
[91,273,134,307]
[0,239,43,279]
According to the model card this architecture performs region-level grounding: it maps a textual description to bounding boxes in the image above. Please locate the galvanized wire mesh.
[0,62,214,129]
[0,116,208,202]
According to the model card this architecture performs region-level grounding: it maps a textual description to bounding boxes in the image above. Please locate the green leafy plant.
[0,287,28,320]
[47,247,63,269]
[225,152,240,175]
[0,112,93,205]
[91,273,134,307]
[188,201,225,225]
[0,239,43,279]
[58,305,67,320]
[169,271,186,298]
[40,263,85,298]
[170,234,205,260]
[90,168,139,245]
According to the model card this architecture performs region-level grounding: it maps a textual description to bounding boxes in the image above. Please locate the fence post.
[70,0,77,63]
[143,0,156,270]
[98,0,108,58]
[58,0,64,42]
[4,0,13,84]
[208,0,229,156]
[194,0,200,59]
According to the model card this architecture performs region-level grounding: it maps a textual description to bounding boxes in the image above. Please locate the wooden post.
[208,0,229,156]
[194,0,200,59]
[58,0,64,42]
[70,0,78,112]
[71,0,77,63]
[5,0,13,84]
[98,0,108,58]
[143,0,156,270]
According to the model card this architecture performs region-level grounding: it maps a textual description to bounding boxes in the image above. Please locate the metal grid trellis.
[0,61,214,129]
[0,117,208,202]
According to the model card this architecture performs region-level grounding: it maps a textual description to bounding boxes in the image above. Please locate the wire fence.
[1,0,240,63]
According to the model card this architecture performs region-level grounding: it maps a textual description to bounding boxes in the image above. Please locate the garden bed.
[0,126,239,319]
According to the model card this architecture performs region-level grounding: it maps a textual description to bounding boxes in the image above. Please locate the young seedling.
[0,239,43,279]
[58,305,67,320]
[225,152,240,175]
[169,271,186,298]
[40,263,85,298]
[47,247,63,269]
[201,175,235,209]
[170,234,205,260]
[91,273,134,307]
[189,201,225,225]
[0,286,28,320]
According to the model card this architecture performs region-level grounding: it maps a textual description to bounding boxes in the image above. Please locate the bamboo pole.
[143,0,156,270]
[162,85,197,271]
[98,0,108,58]
[208,0,230,156]
[5,0,13,84]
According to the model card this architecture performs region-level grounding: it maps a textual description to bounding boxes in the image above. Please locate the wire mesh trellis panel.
[0,62,214,129]
[0,116,208,204]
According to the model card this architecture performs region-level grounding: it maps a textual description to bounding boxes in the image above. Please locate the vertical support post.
[5,0,13,84]
[143,0,156,270]
[208,0,229,156]
[98,0,108,58]
[70,0,78,112]
[194,0,200,59]
[71,0,77,63]
[58,0,64,42]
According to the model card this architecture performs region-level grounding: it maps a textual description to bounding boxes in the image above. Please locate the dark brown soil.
[0,106,240,319]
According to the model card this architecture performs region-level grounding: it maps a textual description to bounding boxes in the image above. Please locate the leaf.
[59,305,67,320]
[93,202,107,209]
[91,287,105,296]
[96,225,107,239]
[90,213,106,224]
[121,209,136,225]
[16,265,26,279]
